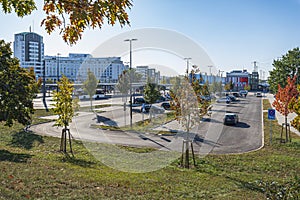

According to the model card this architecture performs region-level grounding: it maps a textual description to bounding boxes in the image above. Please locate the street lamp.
[184,57,192,78]
[124,38,137,128]
[56,53,61,92]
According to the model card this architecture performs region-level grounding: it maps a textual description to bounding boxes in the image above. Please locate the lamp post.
[184,58,192,79]
[56,53,61,92]
[124,39,137,128]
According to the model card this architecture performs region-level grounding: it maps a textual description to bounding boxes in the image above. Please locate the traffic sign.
[268,109,276,120]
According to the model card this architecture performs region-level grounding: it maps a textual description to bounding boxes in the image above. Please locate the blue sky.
[1,0,300,77]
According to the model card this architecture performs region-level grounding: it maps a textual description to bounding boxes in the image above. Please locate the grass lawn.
[0,99,299,199]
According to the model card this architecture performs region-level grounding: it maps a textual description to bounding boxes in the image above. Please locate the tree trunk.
[285,116,288,142]
[90,97,93,111]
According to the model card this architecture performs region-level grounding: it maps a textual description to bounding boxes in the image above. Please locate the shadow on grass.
[0,149,32,163]
[10,130,44,150]
[61,154,97,168]
[226,176,264,194]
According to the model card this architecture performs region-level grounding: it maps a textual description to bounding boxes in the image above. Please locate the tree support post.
[180,139,196,168]
[60,128,73,155]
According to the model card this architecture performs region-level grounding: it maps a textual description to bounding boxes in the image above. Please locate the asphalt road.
[30,94,263,155]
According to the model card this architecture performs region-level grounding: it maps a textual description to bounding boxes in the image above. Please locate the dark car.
[161,102,171,110]
[134,97,146,104]
[227,95,238,102]
[223,113,239,125]
[232,92,240,97]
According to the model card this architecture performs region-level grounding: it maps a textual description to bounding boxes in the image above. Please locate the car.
[216,97,231,104]
[156,96,166,103]
[200,95,212,102]
[256,92,262,97]
[134,97,146,104]
[232,92,240,97]
[161,102,171,110]
[227,95,238,102]
[141,104,165,114]
[223,113,239,125]
[239,90,248,97]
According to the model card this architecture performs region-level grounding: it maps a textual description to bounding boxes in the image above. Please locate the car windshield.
[226,115,235,119]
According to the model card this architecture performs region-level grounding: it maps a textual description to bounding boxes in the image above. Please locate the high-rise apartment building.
[14,32,44,78]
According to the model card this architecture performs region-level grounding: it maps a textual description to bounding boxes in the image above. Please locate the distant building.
[44,54,127,83]
[226,70,250,91]
[14,32,44,79]
[249,71,259,90]
[192,73,225,85]
[135,66,160,84]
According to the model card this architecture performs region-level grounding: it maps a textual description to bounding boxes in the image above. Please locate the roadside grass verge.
[0,99,299,199]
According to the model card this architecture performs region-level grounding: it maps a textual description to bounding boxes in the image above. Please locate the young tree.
[144,81,160,105]
[268,47,300,93]
[116,69,142,95]
[273,75,298,142]
[170,76,200,168]
[224,81,234,91]
[83,69,98,111]
[289,85,300,133]
[52,76,79,154]
[244,85,251,91]
[0,40,40,127]
[0,0,132,45]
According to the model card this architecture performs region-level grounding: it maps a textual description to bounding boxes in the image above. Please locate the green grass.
[0,100,299,199]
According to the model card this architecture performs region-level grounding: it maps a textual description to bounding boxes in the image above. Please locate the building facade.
[135,66,160,84]
[226,70,250,91]
[14,32,44,79]
[44,54,127,83]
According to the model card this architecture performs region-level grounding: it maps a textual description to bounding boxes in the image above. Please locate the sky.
[1,0,300,78]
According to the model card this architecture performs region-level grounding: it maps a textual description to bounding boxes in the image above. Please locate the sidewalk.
[264,93,300,136]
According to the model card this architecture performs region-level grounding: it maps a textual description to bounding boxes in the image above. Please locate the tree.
[170,76,200,168]
[0,40,40,127]
[268,47,300,93]
[83,69,98,111]
[52,75,79,153]
[272,75,298,142]
[244,85,251,91]
[0,0,132,45]
[289,85,300,133]
[224,81,234,91]
[116,69,142,95]
[144,81,160,105]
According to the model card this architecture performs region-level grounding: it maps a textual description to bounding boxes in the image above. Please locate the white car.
[216,97,231,104]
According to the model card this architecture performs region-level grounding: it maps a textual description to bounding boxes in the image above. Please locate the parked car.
[134,97,146,104]
[239,90,248,97]
[227,95,238,102]
[232,92,240,97]
[200,95,212,101]
[141,104,165,114]
[161,102,171,110]
[256,92,262,97]
[156,96,167,103]
[216,97,231,104]
[223,113,239,125]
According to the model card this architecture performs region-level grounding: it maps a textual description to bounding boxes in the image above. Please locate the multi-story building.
[45,53,126,83]
[14,32,44,79]
[44,53,127,83]
[226,70,250,91]
[135,66,160,84]
[249,71,259,90]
